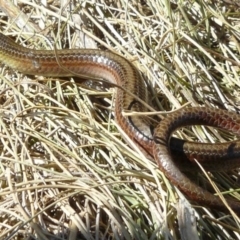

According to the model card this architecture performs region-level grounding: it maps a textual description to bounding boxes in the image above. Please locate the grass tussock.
[0,0,240,239]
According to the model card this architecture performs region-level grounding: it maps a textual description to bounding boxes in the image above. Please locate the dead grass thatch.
[0,0,240,239]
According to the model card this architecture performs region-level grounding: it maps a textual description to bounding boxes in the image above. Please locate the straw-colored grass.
[0,0,240,239]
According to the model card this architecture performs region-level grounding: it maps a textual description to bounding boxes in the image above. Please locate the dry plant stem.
[0,0,40,33]
[6,169,49,240]
[0,33,240,214]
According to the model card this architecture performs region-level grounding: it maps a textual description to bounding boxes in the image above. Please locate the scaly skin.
[0,33,240,213]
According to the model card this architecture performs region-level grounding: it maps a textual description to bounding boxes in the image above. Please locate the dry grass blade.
[0,0,240,239]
